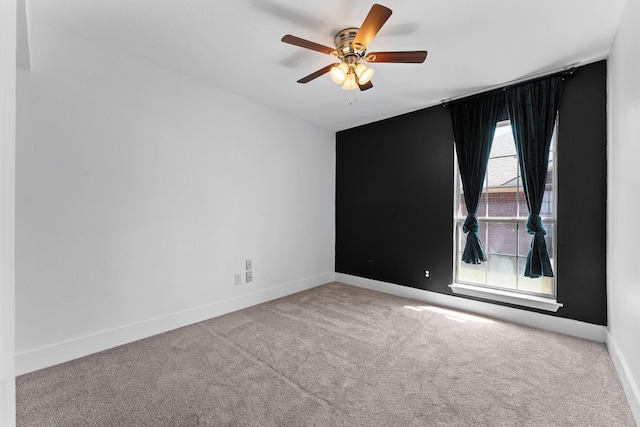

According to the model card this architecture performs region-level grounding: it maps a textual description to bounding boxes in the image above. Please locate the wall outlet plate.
[246,259,252,270]
[235,273,242,286]
[246,271,253,283]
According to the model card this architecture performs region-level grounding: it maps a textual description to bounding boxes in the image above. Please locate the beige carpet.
[17,282,636,426]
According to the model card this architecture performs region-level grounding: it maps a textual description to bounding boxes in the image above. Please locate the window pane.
[517,258,554,295]
[487,223,517,256]
[477,190,488,217]
[517,188,528,218]
[457,221,465,251]
[478,215,487,242]
[458,255,485,284]
[486,125,518,219]
[518,224,531,257]
[545,223,555,255]
[540,151,555,218]
[540,188,553,218]
[487,190,518,217]
[487,254,517,289]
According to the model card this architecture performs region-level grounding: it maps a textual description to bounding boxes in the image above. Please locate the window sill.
[449,283,563,312]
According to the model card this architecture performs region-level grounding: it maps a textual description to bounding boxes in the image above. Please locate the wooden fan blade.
[297,63,339,84]
[281,35,336,55]
[365,51,428,63]
[352,4,392,52]
[359,80,373,91]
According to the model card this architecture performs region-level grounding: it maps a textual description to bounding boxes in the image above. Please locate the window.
[453,120,557,299]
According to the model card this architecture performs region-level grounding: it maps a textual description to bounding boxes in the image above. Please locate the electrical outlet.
[425,269,430,278]
[246,271,253,283]
[246,259,252,270]
[235,273,242,286]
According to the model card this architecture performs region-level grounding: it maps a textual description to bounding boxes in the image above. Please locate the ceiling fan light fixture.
[330,63,349,84]
[341,70,358,90]
[282,4,428,90]
[355,63,374,85]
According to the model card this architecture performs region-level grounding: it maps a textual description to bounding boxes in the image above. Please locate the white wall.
[16,21,335,374]
[607,0,640,422]
[0,0,17,423]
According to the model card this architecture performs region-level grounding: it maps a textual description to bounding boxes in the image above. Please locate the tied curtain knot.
[461,214,485,264]
[524,214,554,278]
[526,214,546,236]
[463,214,479,234]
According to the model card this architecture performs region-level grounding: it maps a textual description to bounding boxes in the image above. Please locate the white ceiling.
[25,0,627,131]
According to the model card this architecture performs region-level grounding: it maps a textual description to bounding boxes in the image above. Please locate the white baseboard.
[16,272,335,375]
[607,332,640,426]
[335,273,607,342]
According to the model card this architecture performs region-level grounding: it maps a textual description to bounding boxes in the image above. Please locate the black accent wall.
[336,60,607,325]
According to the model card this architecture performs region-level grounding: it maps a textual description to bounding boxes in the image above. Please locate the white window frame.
[449,120,562,312]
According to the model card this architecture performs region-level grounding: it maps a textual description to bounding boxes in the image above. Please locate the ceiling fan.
[281,4,427,91]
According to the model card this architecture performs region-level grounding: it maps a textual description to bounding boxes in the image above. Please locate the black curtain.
[505,76,563,278]
[450,91,504,264]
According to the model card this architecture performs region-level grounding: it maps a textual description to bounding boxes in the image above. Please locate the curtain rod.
[440,63,578,107]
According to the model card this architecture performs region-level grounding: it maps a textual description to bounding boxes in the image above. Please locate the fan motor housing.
[334,27,363,61]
